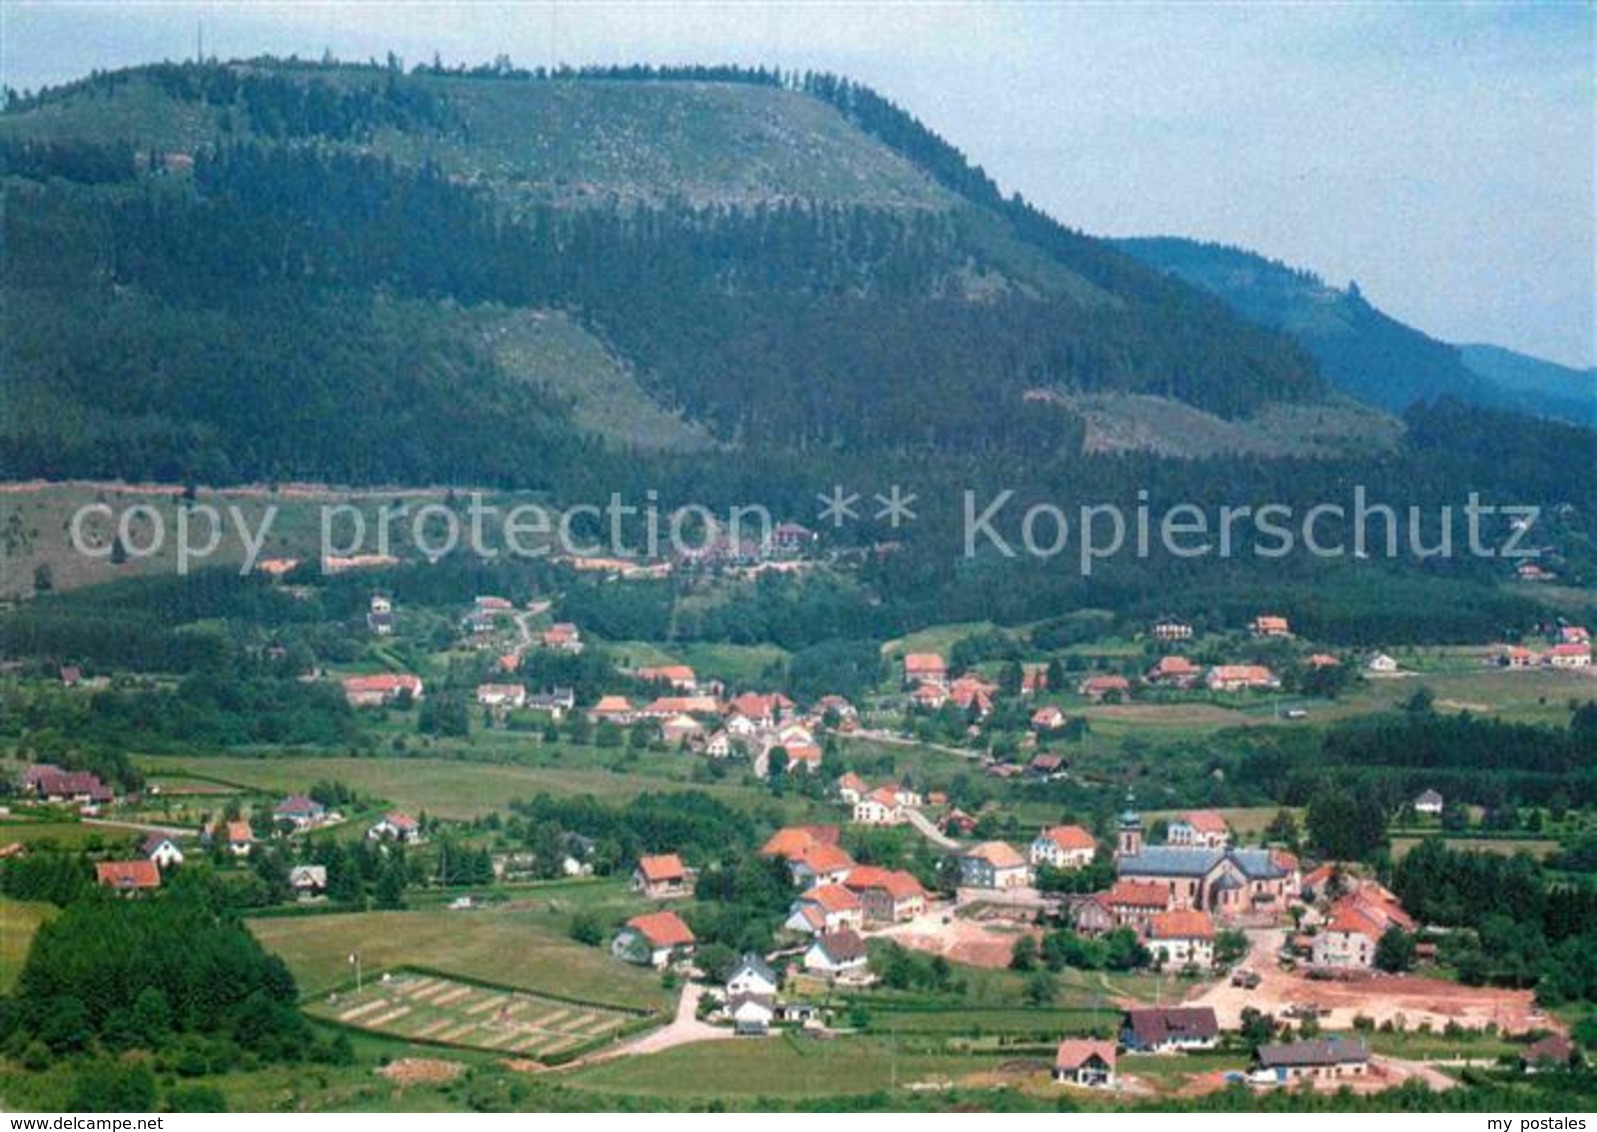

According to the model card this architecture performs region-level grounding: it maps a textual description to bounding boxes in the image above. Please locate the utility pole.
[349,951,362,995]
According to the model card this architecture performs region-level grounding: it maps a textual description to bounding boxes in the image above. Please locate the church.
[1113,797,1298,921]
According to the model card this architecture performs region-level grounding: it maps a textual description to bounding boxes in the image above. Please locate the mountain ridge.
[0,58,1338,487]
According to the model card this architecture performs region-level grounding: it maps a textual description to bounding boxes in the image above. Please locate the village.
[5,575,1591,1105]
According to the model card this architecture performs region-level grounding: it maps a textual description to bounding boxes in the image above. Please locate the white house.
[726,953,780,998]
[803,930,870,979]
[140,834,184,870]
[726,993,776,1037]
[852,786,904,826]
[612,911,696,968]
[368,811,422,843]
[289,864,328,897]
[1366,653,1400,675]
[1029,825,1097,870]
[1413,789,1444,817]
[1145,910,1216,971]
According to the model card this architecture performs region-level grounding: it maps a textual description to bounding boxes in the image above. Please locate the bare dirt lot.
[872,904,1037,969]
[1189,930,1547,1035]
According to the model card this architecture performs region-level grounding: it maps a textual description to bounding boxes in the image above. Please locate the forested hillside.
[0,59,1329,487]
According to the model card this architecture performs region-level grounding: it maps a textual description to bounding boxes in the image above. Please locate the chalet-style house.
[1145,910,1216,970]
[1205,665,1280,693]
[273,794,329,831]
[613,911,696,968]
[475,683,527,709]
[1054,1040,1116,1088]
[726,953,780,998]
[1078,674,1131,701]
[140,834,184,870]
[289,864,328,897]
[1120,1007,1220,1054]
[1152,618,1194,641]
[727,993,776,1037]
[1167,811,1230,849]
[341,673,424,707]
[96,859,161,893]
[802,929,869,978]
[786,884,865,935]
[960,842,1031,890]
[1413,789,1444,817]
[1145,655,1201,688]
[368,811,422,843]
[638,665,698,692]
[1029,825,1097,870]
[901,653,949,689]
[631,854,692,899]
[1249,615,1291,638]
[1250,1038,1369,1085]
[842,866,927,923]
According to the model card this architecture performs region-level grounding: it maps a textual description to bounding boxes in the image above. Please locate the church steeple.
[1116,790,1143,859]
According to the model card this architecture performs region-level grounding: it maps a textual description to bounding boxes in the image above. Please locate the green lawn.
[567,1032,1009,1097]
[0,898,54,991]
[250,899,671,1012]
[136,751,799,821]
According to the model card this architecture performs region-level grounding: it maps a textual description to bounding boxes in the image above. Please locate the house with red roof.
[612,911,696,967]
[1311,892,1415,970]
[1547,642,1592,668]
[835,772,869,805]
[341,673,424,707]
[1030,825,1097,870]
[1145,655,1201,688]
[1054,1039,1116,1087]
[1168,811,1230,850]
[590,695,635,724]
[368,811,422,844]
[1146,909,1217,970]
[1078,674,1132,701]
[842,866,927,923]
[631,853,692,899]
[852,785,906,826]
[1249,615,1291,638]
[902,653,949,689]
[785,883,865,935]
[95,859,161,894]
[638,665,698,692]
[1105,879,1169,927]
[1205,664,1280,693]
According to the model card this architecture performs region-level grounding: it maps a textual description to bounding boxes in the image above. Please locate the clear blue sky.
[4,1,1592,367]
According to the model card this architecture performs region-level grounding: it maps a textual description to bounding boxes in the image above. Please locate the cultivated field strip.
[311,972,643,1058]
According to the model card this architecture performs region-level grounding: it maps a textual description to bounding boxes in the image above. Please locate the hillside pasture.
[306,970,649,1059]
[250,902,670,1011]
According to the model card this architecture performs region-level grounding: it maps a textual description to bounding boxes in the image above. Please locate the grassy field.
[136,751,803,821]
[305,971,647,1058]
[1390,836,1562,861]
[567,1032,1010,1098]
[0,898,53,991]
[250,898,671,1011]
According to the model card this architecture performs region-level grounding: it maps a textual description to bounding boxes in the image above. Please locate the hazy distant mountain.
[1118,237,1592,428]
[1459,344,1595,426]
